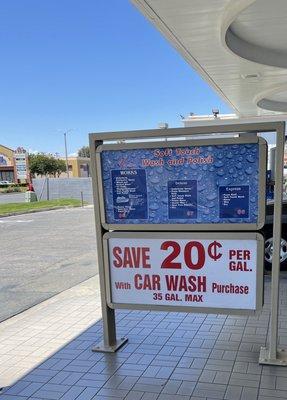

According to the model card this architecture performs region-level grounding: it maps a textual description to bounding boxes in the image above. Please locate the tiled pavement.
[1,273,287,400]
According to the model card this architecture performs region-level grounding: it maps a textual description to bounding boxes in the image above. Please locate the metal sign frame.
[89,121,286,365]
[96,136,267,231]
[103,231,264,315]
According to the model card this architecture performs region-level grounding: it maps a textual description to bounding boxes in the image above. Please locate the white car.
[0,180,11,185]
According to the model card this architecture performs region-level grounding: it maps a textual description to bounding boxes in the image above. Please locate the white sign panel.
[106,235,263,312]
[14,153,28,180]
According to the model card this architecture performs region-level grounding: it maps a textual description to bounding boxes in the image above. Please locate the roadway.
[0,192,25,203]
[0,206,98,322]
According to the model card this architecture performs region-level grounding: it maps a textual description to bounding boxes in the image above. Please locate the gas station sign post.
[89,121,286,365]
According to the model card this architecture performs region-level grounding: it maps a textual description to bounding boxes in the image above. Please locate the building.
[0,144,29,183]
[182,113,238,126]
[60,156,90,178]
[0,144,15,182]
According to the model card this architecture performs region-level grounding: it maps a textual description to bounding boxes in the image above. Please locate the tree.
[29,154,66,177]
[54,159,66,177]
[29,154,48,176]
[78,146,90,158]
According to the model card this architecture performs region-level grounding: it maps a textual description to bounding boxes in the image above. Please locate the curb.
[0,205,83,218]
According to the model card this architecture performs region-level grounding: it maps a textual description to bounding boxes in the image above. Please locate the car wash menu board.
[98,140,265,226]
[111,169,148,220]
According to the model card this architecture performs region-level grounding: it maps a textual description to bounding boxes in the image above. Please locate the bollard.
[46,177,49,201]
[81,191,84,207]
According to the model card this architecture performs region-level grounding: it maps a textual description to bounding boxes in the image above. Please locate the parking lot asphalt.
[0,206,98,322]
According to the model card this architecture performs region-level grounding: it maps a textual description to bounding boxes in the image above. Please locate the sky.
[0,0,231,156]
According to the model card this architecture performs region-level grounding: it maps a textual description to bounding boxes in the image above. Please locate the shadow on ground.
[2,275,287,400]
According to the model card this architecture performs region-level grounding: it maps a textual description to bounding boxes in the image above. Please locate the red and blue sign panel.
[100,143,260,225]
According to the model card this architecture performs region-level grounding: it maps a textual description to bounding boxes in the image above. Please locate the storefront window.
[0,171,14,182]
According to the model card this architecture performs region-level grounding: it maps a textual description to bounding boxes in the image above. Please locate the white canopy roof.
[131,0,287,117]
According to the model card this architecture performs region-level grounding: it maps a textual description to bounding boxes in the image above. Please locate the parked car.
[263,200,287,269]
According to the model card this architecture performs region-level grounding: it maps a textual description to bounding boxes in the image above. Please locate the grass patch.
[0,198,83,216]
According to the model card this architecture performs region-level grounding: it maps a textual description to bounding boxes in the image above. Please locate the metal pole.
[89,136,127,352]
[80,191,84,207]
[46,177,49,201]
[64,132,69,178]
[259,122,286,365]
[269,124,285,359]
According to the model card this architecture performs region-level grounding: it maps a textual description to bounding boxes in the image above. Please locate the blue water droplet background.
[101,143,261,224]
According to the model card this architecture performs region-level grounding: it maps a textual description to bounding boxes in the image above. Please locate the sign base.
[259,347,287,366]
[92,337,128,353]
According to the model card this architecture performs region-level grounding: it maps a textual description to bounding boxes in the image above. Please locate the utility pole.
[63,131,70,178]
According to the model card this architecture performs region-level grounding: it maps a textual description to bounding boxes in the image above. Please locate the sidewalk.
[0,277,102,388]
[1,274,287,400]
